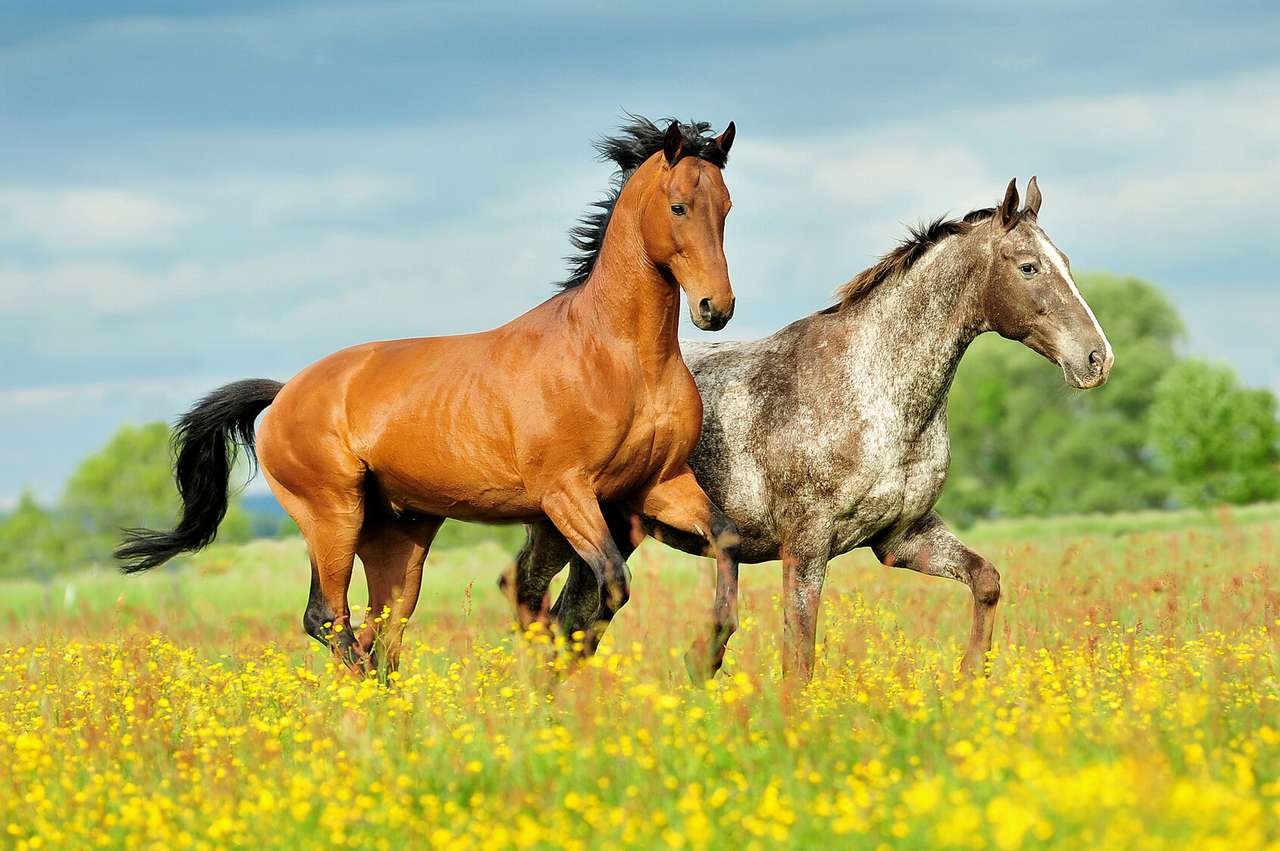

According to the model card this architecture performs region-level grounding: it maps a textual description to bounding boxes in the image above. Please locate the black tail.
[115,378,284,573]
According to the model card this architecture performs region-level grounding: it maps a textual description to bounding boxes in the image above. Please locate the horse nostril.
[698,298,714,320]
[1089,350,1104,371]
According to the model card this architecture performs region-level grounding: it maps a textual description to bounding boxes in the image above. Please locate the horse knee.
[971,560,1001,607]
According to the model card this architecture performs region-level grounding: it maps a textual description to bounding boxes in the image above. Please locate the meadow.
[2,504,1278,850]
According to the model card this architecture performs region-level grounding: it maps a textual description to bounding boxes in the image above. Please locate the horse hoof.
[683,647,717,686]
[958,653,991,680]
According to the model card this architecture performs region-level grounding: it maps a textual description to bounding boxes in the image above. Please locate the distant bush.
[0,423,252,577]
[1149,359,1280,506]
[0,491,68,578]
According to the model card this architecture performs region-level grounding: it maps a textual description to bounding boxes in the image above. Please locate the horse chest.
[597,383,700,495]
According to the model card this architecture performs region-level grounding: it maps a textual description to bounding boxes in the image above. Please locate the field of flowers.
[1,505,1278,850]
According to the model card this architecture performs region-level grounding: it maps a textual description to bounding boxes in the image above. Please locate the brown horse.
[117,116,742,676]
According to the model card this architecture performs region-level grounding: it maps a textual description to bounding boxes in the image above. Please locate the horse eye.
[670,204,687,216]
[1019,263,1038,278]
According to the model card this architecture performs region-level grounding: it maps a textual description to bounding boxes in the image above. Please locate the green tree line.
[1,273,1276,577]
[939,273,1279,524]
[0,424,255,578]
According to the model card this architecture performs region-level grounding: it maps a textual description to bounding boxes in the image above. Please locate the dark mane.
[831,206,1026,309]
[558,115,731,290]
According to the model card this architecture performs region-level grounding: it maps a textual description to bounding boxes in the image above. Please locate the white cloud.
[0,261,206,313]
[202,171,418,229]
[0,188,186,250]
[741,67,1280,253]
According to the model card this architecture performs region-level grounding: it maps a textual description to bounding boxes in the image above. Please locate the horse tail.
[115,378,284,573]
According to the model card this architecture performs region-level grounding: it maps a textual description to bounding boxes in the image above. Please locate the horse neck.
[838,230,991,425]
[576,177,682,365]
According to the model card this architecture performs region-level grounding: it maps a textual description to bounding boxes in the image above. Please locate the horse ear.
[716,121,736,157]
[1024,175,1042,218]
[663,121,684,166]
[998,178,1020,229]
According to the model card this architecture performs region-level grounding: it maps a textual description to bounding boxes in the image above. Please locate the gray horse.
[507,177,1113,683]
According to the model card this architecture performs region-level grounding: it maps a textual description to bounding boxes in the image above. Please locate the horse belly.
[384,487,540,522]
[362,394,545,520]
[353,349,544,520]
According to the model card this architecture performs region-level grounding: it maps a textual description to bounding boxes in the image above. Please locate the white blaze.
[1036,231,1113,364]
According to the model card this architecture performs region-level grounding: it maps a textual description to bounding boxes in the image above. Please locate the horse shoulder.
[686,345,802,556]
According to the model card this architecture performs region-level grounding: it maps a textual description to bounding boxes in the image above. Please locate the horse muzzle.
[692,296,735,331]
[1062,345,1114,389]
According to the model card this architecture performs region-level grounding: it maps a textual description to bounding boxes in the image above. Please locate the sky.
[2,1,1279,506]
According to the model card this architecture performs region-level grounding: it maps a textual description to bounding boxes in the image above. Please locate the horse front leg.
[629,467,741,683]
[874,511,1002,677]
[550,506,641,647]
[550,556,603,646]
[540,484,633,657]
[780,543,831,686]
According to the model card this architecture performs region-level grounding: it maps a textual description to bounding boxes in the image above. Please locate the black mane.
[558,115,731,291]
[831,206,1028,308]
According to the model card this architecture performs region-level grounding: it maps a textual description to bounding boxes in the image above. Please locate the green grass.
[5,502,1275,637]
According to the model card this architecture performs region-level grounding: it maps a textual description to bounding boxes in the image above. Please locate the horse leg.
[541,485,631,656]
[551,509,639,647]
[368,515,442,675]
[874,511,1001,677]
[264,455,367,675]
[302,558,332,648]
[503,517,577,631]
[549,557,598,643]
[628,468,741,683]
[296,501,366,675]
[356,515,441,676]
[781,546,830,686]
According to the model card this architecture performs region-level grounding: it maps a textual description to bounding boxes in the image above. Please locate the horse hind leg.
[303,560,335,647]
[875,511,1001,678]
[504,517,578,631]
[356,514,441,677]
[300,522,365,674]
[625,469,741,683]
[269,471,367,677]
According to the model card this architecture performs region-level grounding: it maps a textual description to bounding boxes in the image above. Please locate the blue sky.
[2,1,1279,505]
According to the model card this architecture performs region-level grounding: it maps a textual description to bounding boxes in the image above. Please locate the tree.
[0,491,67,578]
[1148,360,1280,506]
[939,274,1185,525]
[61,422,251,565]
